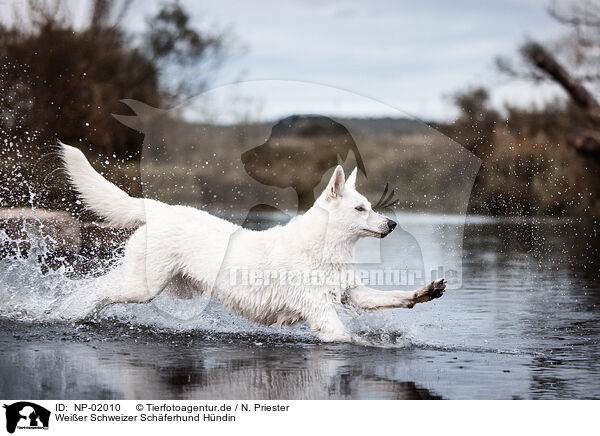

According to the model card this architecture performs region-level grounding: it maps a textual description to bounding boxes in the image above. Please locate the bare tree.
[497,0,600,161]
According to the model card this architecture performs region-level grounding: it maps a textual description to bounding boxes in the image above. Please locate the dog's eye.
[355,205,366,212]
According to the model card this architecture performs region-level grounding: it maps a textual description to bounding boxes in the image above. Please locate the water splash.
[0,215,425,348]
[0,223,105,321]
[0,220,320,339]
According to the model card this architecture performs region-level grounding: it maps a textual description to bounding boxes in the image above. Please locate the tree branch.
[521,42,600,122]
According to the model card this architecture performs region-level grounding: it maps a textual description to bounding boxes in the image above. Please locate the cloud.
[177,0,566,121]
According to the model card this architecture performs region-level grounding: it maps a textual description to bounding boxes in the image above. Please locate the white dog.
[60,143,446,342]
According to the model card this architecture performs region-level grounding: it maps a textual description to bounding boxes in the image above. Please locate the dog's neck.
[289,205,357,266]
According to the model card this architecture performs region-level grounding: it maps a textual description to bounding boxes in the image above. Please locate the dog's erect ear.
[325,165,345,200]
[346,167,358,190]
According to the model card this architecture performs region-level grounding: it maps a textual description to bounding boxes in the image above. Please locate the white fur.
[60,143,446,342]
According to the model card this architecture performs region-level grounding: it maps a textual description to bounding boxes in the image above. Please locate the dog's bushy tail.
[60,142,146,227]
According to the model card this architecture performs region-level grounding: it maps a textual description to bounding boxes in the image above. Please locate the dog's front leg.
[309,308,351,342]
[347,278,447,310]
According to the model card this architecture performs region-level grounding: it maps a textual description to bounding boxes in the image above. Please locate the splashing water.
[0,223,107,321]
[0,219,419,346]
[0,219,324,339]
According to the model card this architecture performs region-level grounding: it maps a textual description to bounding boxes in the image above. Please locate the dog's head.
[316,165,396,241]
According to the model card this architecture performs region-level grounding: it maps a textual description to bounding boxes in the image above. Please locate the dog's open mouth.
[362,229,388,238]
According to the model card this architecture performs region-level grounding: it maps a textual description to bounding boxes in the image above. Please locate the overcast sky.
[185,0,566,121]
[4,0,568,121]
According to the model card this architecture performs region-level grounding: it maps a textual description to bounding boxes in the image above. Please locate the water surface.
[1,216,599,399]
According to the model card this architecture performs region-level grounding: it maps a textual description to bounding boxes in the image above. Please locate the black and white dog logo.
[3,402,50,433]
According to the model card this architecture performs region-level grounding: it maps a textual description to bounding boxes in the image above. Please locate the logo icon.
[3,402,50,434]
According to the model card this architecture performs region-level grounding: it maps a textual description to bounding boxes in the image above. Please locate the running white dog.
[60,143,446,342]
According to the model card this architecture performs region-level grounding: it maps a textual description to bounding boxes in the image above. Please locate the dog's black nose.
[387,219,397,231]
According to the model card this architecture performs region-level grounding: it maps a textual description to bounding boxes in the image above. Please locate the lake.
[1,215,599,399]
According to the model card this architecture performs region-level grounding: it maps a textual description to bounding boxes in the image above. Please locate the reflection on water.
[0,324,440,400]
[1,218,599,399]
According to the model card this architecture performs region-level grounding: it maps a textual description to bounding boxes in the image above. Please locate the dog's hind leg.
[97,226,174,308]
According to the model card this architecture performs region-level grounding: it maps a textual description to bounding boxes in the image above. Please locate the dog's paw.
[416,278,447,302]
[428,278,447,299]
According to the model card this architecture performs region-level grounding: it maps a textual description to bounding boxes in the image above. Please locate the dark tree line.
[0,0,227,211]
[0,0,226,159]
